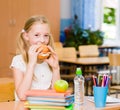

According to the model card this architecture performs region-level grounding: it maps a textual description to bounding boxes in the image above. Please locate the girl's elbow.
[16,91,27,101]
[19,95,26,101]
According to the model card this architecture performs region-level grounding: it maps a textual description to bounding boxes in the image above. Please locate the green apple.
[54,79,69,93]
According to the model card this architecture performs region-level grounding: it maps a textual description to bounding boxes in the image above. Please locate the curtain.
[71,0,102,30]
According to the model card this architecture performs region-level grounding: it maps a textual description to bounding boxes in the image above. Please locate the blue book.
[27,94,74,103]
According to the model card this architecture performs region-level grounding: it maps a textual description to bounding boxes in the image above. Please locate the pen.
[98,75,103,86]
[92,74,110,87]
[105,76,109,86]
[92,75,97,86]
[101,75,105,87]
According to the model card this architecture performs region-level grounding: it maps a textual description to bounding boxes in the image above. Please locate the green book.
[24,104,73,110]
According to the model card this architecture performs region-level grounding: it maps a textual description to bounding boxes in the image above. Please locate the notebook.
[87,96,120,104]
[25,89,71,98]
[27,94,74,103]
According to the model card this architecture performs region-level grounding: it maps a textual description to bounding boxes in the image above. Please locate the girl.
[10,15,60,101]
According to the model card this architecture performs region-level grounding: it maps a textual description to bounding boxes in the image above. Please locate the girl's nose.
[39,36,45,43]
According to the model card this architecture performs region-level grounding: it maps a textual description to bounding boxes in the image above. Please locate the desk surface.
[59,57,109,65]
[0,97,120,110]
[0,77,14,84]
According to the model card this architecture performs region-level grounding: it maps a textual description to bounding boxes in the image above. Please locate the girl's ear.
[23,32,29,41]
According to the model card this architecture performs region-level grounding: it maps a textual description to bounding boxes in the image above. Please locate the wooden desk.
[99,45,120,56]
[59,57,109,95]
[99,45,120,50]
[0,97,120,110]
[59,56,109,66]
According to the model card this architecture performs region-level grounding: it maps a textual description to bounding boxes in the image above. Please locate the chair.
[78,45,100,95]
[55,48,63,59]
[54,42,63,49]
[78,45,99,57]
[55,46,77,59]
[62,47,77,58]
[54,42,63,59]
[98,53,120,97]
[108,53,120,98]
[59,47,77,91]
[78,45,100,74]
[59,47,77,75]
[0,78,15,102]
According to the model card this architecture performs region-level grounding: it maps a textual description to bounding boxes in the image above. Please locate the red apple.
[54,79,69,93]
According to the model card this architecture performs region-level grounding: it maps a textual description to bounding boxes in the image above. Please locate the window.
[101,0,119,40]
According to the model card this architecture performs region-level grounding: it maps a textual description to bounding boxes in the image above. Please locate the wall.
[30,0,60,41]
[0,0,60,77]
[60,0,72,31]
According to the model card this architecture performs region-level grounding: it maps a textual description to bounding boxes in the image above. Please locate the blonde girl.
[10,15,60,101]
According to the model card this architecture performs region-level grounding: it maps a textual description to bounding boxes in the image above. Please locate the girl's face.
[24,22,50,46]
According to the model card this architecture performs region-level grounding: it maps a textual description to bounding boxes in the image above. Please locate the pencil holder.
[93,86,108,108]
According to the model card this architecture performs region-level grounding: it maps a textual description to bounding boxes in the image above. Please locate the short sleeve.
[10,55,26,72]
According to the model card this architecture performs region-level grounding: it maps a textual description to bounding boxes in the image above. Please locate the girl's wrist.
[27,62,36,69]
[52,66,60,72]
[52,60,60,70]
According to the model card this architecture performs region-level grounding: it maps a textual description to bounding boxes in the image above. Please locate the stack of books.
[24,89,74,110]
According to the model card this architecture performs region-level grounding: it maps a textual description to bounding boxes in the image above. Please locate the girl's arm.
[12,63,35,100]
[51,65,61,88]
[13,45,40,100]
[45,46,61,88]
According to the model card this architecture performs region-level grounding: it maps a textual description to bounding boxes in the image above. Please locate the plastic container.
[74,67,84,106]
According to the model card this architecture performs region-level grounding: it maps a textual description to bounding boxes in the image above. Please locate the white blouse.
[10,55,53,100]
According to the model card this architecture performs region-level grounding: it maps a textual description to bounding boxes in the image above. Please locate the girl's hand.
[45,46,59,69]
[28,45,42,66]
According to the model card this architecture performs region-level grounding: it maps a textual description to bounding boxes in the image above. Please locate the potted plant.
[63,15,104,50]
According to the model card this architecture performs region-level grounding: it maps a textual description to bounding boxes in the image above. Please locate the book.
[25,99,74,106]
[24,102,73,110]
[25,89,71,98]
[26,94,74,103]
[87,96,120,104]
[25,89,74,108]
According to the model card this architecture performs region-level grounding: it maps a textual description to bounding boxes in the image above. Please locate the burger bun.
[37,44,50,60]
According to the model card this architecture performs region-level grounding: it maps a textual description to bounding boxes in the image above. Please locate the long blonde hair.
[16,15,55,63]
